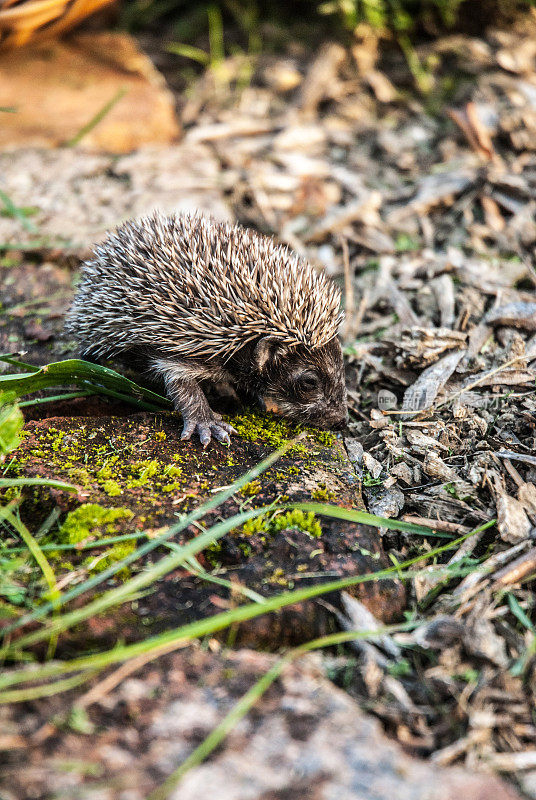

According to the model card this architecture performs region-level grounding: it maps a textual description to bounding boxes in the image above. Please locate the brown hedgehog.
[66,213,347,446]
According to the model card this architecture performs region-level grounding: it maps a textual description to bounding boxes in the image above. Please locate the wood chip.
[299,42,346,117]
[495,485,532,543]
[402,349,465,412]
[493,547,536,587]
[386,168,476,223]
[485,302,536,330]
[186,119,278,144]
[304,192,382,242]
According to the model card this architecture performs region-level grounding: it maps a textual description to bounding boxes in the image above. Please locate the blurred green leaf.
[0,392,23,460]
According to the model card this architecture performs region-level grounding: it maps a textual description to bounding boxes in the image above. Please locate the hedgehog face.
[255,338,348,430]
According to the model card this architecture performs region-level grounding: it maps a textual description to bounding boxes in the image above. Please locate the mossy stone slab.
[6,403,405,652]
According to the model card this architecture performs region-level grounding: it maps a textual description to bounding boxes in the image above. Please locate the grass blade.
[0,478,77,491]
[167,42,210,64]
[4,504,283,651]
[0,358,171,411]
[19,391,94,408]
[0,519,494,680]
[6,505,492,656]
[0,671,96,704]
[284,502,445,536]
[3,509,60,598]
[3,509,62,657]
[0,354,40,372]
[65,88,127,147]
[4,497,436,651]
[0,189,38,234]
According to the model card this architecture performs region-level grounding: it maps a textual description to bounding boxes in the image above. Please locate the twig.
[340,236,355,341]
[402,515,470,535]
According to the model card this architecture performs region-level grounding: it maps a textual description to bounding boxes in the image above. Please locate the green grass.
[0,378,492,669]
[0,515,493,680]
[0,190,38,235]
[0,356,171,412]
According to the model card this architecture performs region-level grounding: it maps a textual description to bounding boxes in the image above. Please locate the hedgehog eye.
[295,373,320,393]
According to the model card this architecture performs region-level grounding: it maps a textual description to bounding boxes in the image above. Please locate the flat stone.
[7,405,404,651]
[0,33,179,153]
[0,647,523,800]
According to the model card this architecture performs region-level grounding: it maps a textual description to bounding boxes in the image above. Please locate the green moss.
[3,460,21,475]
[312,429,336,447]
[96,464,113,481]
[161,481,183,493]
[49,429,66,451]
[57,504,134,545]
[126,459,160,489]
[38,415,316,518]
[103,480,122,497]
[65,467,92,487]
[205,540,222,568]
[163,465,182,478]
[241,509,321,538]
[20,409,340,525]
[239,479,262,497]
[1,486,21,502]
[83,540,136,579]
[271,509,322,537]
[229,411,306,454]
[267,567,292,587]
[311,483,336,501]
[242,514,269,535]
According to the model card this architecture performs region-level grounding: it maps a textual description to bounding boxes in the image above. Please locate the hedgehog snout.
[330,410,349,430]
[317,404,349,430]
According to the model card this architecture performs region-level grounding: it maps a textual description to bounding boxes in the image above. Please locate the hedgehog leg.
[151,358,237,447]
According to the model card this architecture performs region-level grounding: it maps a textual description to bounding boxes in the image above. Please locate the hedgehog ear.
[254,337,289,372]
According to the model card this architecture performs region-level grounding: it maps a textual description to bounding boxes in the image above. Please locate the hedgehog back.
[66,213,343,361]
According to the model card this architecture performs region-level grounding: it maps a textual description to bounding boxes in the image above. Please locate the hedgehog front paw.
[180,413,237,447]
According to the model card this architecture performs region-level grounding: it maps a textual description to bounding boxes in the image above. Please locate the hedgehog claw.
[204,420,236,445]
[180,420,196,441]
[212,426,230,444]
[218,421,237,436]
[181,416,236,446]
[198,425,212,447]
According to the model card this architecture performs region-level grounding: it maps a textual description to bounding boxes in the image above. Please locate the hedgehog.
[65,212,348,446]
